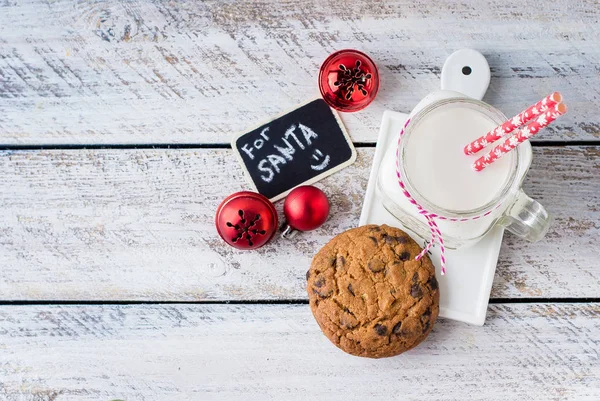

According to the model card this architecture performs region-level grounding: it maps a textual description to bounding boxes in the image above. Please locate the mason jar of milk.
[376,93,551,249]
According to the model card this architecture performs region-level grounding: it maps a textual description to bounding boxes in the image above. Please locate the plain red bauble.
[215,191,278,250]
[283,186,330,232]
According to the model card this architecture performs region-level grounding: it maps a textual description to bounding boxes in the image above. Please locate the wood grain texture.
[0,147,598,301]
[1,303,599,401]
[0,0,598,144]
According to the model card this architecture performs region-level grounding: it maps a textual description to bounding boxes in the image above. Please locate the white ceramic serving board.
[359,109,503,326]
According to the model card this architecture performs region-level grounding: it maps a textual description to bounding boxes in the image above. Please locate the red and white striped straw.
[464,92,562,155]
[473,103,567,172]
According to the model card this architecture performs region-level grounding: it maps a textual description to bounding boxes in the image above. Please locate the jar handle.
[497,190,551,242]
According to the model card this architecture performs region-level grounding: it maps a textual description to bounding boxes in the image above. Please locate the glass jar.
[376,95,551,249]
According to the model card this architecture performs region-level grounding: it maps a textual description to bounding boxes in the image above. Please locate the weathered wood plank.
[0,0,598,144]
[0,303,598,400]
[0,147,597,300]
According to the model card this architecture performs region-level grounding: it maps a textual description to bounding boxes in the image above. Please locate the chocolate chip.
[399,251,411,261]
[374,323,387,336]
[314,277,325,288]
[428,276,439,291]
[336,255,346,269]
[367,236,378,245]
[412,272,419,282]
[411,283,423,298]
[384,235,407,245]
[422,320,431,333]
[305,270,311,281]
[368,259,385,273]
[348,283,355,296]
[392,321,402,334]
[422,308,432,319]
[329,257,336,267]
[369,226,382,232]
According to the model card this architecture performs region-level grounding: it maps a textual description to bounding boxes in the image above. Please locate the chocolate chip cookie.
[306,224,439,358]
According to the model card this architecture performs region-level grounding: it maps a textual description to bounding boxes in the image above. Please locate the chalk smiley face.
[311,149,330,171]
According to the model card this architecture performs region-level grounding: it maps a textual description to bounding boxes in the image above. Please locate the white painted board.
[0,0,598,144]
[0,147,598,301]
[1,304,599,401]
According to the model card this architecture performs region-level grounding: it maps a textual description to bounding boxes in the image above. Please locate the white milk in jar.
[403,104,515,212]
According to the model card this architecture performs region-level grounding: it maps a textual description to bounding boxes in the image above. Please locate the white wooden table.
[1,1,599,400]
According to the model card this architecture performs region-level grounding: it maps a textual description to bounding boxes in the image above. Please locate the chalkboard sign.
[232,99,357,201]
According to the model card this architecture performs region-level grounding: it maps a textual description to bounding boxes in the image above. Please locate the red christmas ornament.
[281,186,330,239]
[215,191,278,250]
[318,49,379,112]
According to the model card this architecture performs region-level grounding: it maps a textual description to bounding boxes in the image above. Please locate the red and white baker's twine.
[395,118,496,275]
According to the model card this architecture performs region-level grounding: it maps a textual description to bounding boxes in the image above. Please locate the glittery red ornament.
[215,191,278,250]
[281,186,330,238]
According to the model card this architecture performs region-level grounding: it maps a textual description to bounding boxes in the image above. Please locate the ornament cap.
[280,224,298,240]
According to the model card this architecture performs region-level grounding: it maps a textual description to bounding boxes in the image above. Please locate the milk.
[402,103,515,212]
[377,101,519,249]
